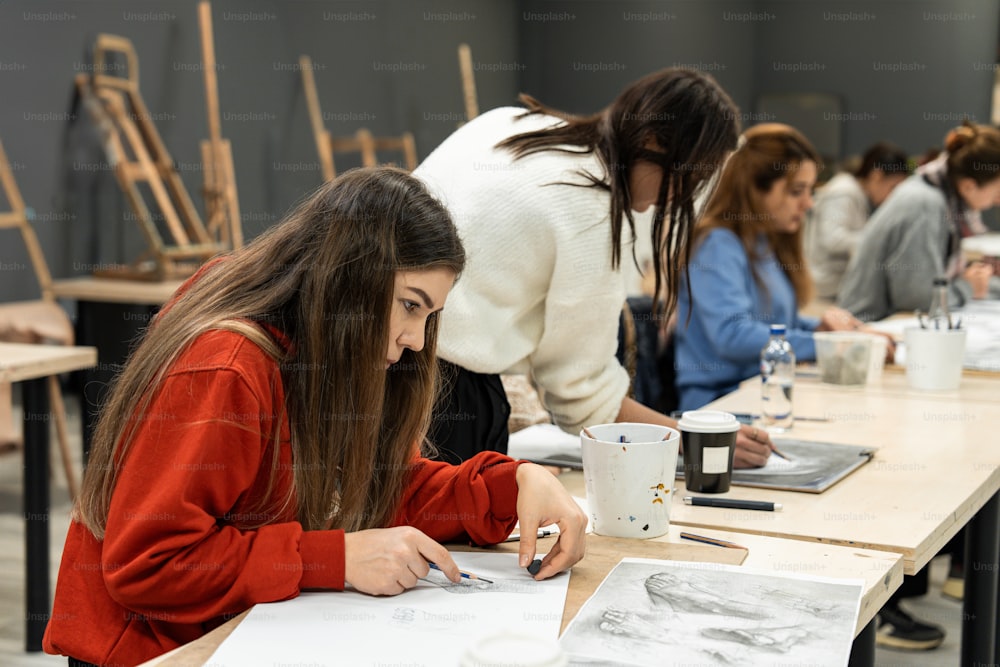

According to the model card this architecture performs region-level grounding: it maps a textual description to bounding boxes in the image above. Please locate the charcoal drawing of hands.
[701,625,811,653]
[645,572,772,620]
[597,607,666,642]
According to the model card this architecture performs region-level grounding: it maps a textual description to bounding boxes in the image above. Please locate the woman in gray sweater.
[838,122,1000,322]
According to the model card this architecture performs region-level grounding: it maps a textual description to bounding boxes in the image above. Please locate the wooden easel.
[198,1,242,249]
[299,54,417,181]
[76,33,225,281]
[0,139,79,498]
[457,43,479,122]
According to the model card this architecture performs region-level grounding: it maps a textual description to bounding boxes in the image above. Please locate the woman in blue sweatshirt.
[674,124,865,411]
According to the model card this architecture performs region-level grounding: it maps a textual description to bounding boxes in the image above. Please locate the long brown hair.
[695,123,820,307]
[496,68,740,317]
[78,168,465,538]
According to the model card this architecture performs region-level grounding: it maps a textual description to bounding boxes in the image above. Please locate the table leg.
[23,377,50,651]
[963,489,999,667]
[848,617,875,667]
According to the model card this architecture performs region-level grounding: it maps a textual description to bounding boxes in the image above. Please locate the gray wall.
[1,0,998,304]
[754,0,999,161]
[0,0,522,302]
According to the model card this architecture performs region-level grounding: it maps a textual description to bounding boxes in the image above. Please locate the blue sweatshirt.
[675,228,819,410]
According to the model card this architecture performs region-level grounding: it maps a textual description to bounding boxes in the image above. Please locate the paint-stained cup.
[580,423,680,539]
[679,410,740,494]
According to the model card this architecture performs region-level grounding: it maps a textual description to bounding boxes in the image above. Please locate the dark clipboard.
[675,439,876,493]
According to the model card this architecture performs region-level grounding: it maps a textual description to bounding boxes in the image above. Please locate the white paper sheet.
[560,557,862,667]
[207,551,569,666]
[507,422,582,461]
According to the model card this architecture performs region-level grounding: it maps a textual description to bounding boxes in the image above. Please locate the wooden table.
[671,374,1000,666]
[50,277,185,305]
[137,517,901,666]
[50,277,183,456]
[0,343,97,651]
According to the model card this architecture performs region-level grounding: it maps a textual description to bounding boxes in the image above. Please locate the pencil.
[770,444,792,461]
[427,562,493,584]
[679,531,748,550]
[503,528,557,543]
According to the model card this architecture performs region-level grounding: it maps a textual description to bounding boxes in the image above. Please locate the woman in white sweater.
[415,69,775,467]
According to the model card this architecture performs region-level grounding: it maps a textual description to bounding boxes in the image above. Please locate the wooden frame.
[198,1,242,249]
[0,138,79,498]
[77,33,225,281]
[457,43,479,122]
[299,54,417,181]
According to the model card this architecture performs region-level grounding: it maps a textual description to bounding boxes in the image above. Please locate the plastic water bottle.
[760,323,795,432]
[926,277,953,330]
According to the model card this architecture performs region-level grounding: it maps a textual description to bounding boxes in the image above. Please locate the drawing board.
[561,558,862,666]
[677,439,876,493]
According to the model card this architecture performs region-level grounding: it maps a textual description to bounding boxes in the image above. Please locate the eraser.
[527,558,542,575]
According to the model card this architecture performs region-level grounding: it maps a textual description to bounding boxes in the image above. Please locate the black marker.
[683,496,782,512]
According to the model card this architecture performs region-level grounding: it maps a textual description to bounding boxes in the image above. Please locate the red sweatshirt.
[43,329,522,666]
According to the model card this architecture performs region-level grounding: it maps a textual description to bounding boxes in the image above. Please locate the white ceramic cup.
[461,629,567,667]
[580,422,680,539]
[904,327,967,391]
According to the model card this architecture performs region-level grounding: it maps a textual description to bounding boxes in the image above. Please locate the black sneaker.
[876,603,945,651]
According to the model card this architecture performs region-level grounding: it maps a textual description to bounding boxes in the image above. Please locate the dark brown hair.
[944,121,1000,186]
[695,123,821,307]
[854,142,911,178]
[496,68,740,316]
[78,168,464,537]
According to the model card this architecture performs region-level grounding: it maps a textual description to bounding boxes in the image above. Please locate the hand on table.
[817,306,864,332]
[514,462,587,580]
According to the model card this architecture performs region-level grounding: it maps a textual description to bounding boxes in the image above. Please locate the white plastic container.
[813,331,874,386]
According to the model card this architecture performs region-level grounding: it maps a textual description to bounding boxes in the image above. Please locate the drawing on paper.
[421,575,542,595]
[676,439,874,493]
[561,558,862,667]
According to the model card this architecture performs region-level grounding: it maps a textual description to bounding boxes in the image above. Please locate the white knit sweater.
[414,107,631,433]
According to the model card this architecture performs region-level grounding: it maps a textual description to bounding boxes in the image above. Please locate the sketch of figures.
[701,624,811,652]
[420,572,541,594]
[645,571,772,619]
[561,558,862,667]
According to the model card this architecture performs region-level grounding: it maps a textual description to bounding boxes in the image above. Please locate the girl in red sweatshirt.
[44,167,586,667]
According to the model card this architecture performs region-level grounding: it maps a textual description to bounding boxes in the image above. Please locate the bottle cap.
[677,410,741,434]
[769,323,787,335]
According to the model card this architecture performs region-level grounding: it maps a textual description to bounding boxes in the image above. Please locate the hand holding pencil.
[343,526,467,595]
[733,423,775,468]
